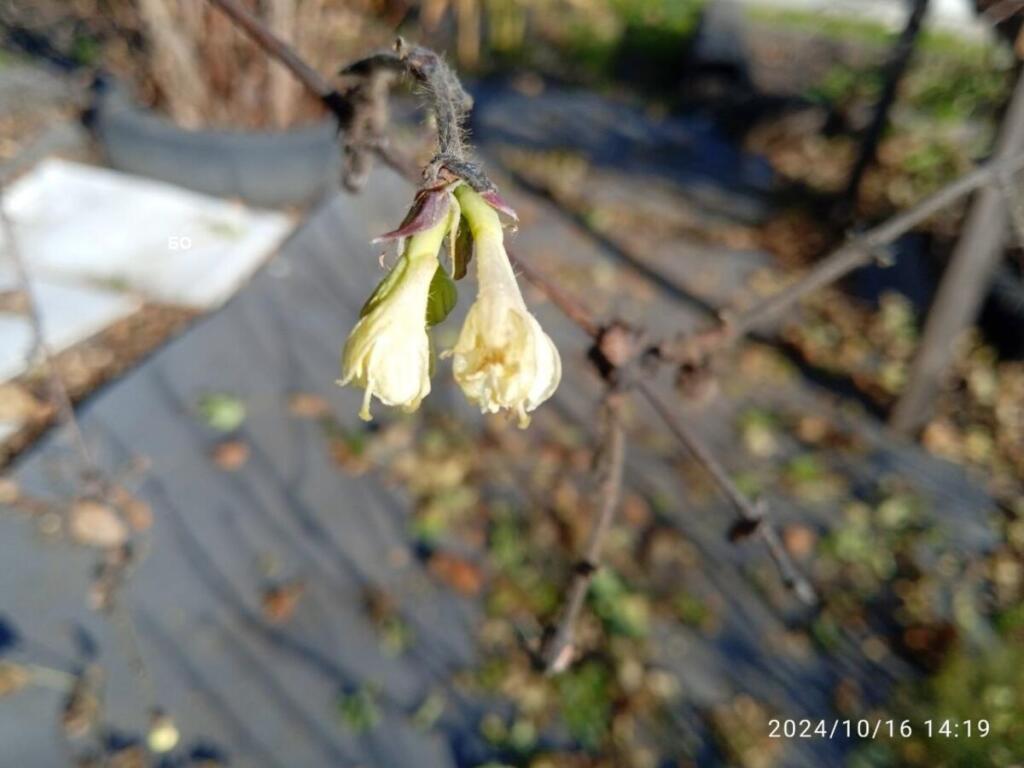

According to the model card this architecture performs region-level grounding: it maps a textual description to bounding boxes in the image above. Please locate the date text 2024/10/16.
[767,719,991,740]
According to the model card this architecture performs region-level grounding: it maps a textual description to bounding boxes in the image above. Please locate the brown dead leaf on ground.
[0,478,20,505]
[428,552,484,596]
[69,501,129,548]
[621,494,651,528]
[288,392,332,419]
[782,524,817,560]
[108,745,147,768]
[0,662,30,698]
[261,580,306,624]
[212,440,250,471]
[328,440,371,476]
[122,497,153,532]
[108,485,152,531]
[62,667,102,739]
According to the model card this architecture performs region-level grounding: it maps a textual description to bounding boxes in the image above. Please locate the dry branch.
[892,70,1024,434]
[539,394,626,674]
[666,149,1024,368]
[638,382,817,605]
[207,0,354,122]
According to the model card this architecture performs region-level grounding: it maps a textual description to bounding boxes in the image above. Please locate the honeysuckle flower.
[449,185,561,427]
[338,200,452,421]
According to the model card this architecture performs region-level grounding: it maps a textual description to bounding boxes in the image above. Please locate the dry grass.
[5,0,396,130]
[134,0,364,129]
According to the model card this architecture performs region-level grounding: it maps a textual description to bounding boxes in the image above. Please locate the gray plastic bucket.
[90,82,341,208]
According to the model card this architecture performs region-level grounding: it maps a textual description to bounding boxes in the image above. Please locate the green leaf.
[337,687,380,733]
[411,692,446,731]
[452,216,474,280]
[556,660,612,749]
[197,393,246,432]
[589,569,649,637]
[425,266,457,327]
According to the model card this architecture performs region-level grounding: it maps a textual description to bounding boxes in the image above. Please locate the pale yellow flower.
[450,185,561,427]
[338,207,450,420]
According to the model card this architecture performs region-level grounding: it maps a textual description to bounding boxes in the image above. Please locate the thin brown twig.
[0,184,98,481]
[206,0,353,121]
[511,250,601,339]
[539,392,626,674]
[637,381,817,606]
[667,151,1024,364]
[981,0,1024,25]
[209,0,479,187]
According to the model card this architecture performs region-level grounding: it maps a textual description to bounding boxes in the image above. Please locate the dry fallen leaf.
[621,493,651,527]
[782,524,817,560]
[0,477,20,505]
[62,668,101,739]
[123,498,153,531]
[261,580,306,624]
[109,486,152,531]
[212,440,250,471]
[108,745,146,768]
[795,415,830,444]
[328,440,371,476]
[69,501,128,548]
[288,392,331,419]
[428,553,484,596]
[0,662,30,697]
[89,545,133,612]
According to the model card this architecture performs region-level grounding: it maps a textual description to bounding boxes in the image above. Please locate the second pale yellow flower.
[450,185,561,427]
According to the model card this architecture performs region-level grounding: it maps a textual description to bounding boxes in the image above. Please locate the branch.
[206,0,352,121]
[637,381,817,606]
[207,0,494,193]
[511,252,601,339]
[666,151,1024,365]
[997,172,1024,253]
[839,0,929,211]
[981,0,1024,25]
[539,393,626,674]
[0,183,98,482]
[207,0,420,188]
[890,69,1024,434]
